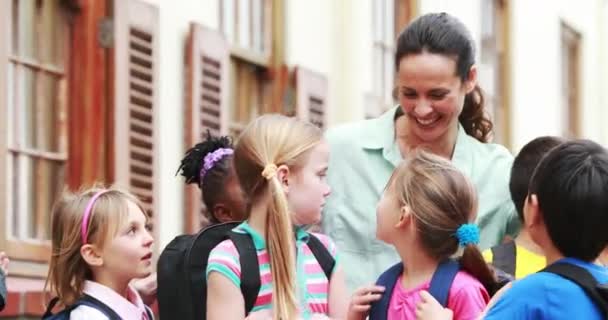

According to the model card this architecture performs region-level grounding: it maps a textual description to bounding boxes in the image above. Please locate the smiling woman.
[321,12,520,292]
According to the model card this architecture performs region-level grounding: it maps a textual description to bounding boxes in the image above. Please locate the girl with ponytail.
[206,114,348,320]
[348,151,496,320]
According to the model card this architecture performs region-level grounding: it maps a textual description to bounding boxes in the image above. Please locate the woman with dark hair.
[322,12,519,291]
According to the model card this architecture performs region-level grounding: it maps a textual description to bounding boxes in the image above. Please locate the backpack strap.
[368,262,403,320]
[491,241,516,276]
[42,297,61,318]
[428,259,460,307]
[42,295,123,320]
[306,234,336,281]
[229,231,261,316]
[542,262,608,317]
[75,295,122,320]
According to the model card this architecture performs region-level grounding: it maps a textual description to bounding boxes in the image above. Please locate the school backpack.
[542,262,608,318]
[369,259,460,320]
[489,241,516,276]
[41,294,153,320]
[157,221,335,320]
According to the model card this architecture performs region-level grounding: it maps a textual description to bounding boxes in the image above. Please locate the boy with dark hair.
[483,136,564,278]
[483,139,608,319]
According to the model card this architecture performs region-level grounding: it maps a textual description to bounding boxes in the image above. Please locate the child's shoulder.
[69,305,110,320]
[208,238,241,265]
[308,232,338,256]
[449,271,489,298]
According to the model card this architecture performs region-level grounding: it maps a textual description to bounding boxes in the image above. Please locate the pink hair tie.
[81,190,109,244]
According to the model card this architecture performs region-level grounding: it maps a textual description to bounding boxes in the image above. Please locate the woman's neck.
[394,240,441,290]
[394,116,459,159]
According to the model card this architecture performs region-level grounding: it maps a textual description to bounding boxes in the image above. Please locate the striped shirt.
[206,222,339,318]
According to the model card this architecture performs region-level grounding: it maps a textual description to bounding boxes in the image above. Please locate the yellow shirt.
[483,244,547,279]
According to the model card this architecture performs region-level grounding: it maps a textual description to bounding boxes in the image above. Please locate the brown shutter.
[113,0,159,221]
[184,23,230,233]
[294,67,328,129]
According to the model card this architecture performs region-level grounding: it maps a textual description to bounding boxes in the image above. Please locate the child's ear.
[276,164,290,194]
[212,204,233,223]
[524,194,543,230]
[395,205,412,228]
[80,244,103,267]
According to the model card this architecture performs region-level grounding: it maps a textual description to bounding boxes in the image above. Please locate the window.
[220,0,272,137]
[561,22,581,138]
[368,0,415,118]
[0,0,71,262]
[480,0,510,145]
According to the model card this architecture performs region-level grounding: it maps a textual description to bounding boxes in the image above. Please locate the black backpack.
[542,262,608,318]
[490,241,517,276]
[42,294,153,320]
[157,221,335,320]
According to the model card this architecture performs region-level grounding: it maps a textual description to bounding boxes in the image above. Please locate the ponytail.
[232,114,324,319]
[265,171,298,320]
[460,244,499,295]
[459,85,493,143]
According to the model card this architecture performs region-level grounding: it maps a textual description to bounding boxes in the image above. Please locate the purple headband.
[200,148,234,181]
[81,190,109,244]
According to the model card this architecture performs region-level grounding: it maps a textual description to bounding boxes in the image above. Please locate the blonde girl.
[206,114,349,320]
[45,187,154,319]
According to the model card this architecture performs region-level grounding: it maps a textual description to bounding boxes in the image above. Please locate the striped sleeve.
[206,239,241,288]
[311,233,339,270]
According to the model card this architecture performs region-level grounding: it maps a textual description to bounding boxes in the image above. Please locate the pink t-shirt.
[387,271,489,320]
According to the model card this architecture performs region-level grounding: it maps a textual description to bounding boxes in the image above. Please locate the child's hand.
[245,309,272,320]
[0,252,9,276]
[130,272,157,305]
[415,291,453,320]
[346,285,385,320]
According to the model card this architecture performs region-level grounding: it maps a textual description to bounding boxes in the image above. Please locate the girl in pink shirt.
[44,187,154,319]
[348,151,496,320]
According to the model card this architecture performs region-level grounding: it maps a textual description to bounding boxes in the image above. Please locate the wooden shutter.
[294,67,328,129]
[113,0,159,220]
[184,23,230,233]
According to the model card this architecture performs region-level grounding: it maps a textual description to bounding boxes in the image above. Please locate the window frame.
[0,0,74,269]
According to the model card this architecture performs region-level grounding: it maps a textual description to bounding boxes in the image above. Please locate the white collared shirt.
[70,280,151,320]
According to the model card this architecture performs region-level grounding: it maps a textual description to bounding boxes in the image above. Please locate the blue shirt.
[322,107,520,291]
[485,258,608,319]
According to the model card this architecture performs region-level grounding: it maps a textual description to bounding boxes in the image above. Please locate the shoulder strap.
[428,259,460,307]
[42,297,61,318]
[229,231,261,316]
[491,241,516,276]
[76,295,122,320]
[542,262,608,317]
[307,234,336,280]
[368,262,403,320]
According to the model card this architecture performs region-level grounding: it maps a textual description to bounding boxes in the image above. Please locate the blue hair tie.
[455,223,480,247]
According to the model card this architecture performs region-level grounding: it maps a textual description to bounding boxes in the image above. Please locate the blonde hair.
[44,186,148,306]
[391,150,498,292]
[234,114,322,320]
